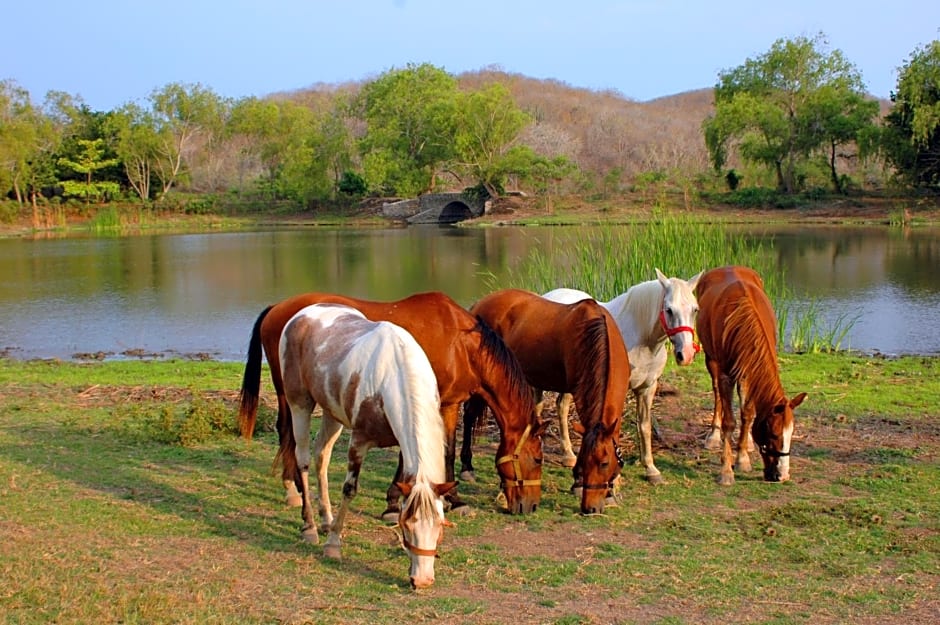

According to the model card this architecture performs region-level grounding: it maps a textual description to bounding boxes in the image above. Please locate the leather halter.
[496,423,541,489]
[578,444,625,492]
[659,299,701,353]
[401,534,439,558]
[759,445,790,458]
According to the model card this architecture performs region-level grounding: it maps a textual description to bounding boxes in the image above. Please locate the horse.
[695,266,807,486]
[279,303,455,589]
[541,268,702,484]
[464,288,630,514]
[238,291,544,516]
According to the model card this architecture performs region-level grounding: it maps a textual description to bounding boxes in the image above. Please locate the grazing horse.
[238,291,544,516]
[279,304,454,589]
[695,266,807,486]
[542,268,702,484]
[465,288,630,514]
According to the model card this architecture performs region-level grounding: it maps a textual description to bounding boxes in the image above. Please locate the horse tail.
[237,304,274,440]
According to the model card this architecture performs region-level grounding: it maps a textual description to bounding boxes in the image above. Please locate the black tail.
[237,305,274,439]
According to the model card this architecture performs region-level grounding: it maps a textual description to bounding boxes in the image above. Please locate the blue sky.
[3,1,938,111]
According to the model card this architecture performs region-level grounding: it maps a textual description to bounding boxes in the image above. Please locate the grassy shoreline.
[1,354,938,624]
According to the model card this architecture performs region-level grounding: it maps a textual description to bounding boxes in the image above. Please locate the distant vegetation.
[2,34,939,228]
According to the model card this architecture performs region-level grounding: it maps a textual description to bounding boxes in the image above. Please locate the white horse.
[279,303,455,589]
[541,268,702,484]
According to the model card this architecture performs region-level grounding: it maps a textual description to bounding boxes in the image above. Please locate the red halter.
[659,308,702,353]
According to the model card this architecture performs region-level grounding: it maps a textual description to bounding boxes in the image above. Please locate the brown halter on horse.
[696,266,807,486]
[466,288,631,514]
[238,291,545,516]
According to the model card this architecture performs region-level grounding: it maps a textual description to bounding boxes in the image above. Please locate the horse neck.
[725,300,785,412]
[611,280,666,349]
[473,322,537,430]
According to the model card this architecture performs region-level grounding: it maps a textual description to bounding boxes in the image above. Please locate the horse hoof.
[285,494,303,507]
[323,544,341,559]
[380,509,400,524]
[704,433,722,451]
[301,528,319,543]
[645,472,664,485]
[716,473,735,487]
[562,454,578,468]
[459,470,476,483]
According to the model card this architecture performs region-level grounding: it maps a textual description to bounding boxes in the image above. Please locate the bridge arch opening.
[439,201,473,223]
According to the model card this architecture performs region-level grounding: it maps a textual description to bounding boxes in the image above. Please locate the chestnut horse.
[279,304,454,588]
[695,266,807,485]
[465,288,630,514]
[541,268,703,484]
[239,291,544,516]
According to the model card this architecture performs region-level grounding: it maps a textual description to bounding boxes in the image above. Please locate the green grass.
[1,355,938,624]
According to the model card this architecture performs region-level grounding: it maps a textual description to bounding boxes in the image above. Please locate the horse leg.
[635,384,663,484]
[438,402,468,514]
[289,400,320,542]
[380,453,405,523]
[324,432,370,560]
[703,356,724,451]
[459,397,482,483]
[716,372,737,486]
[735,397,755,474]
[556,392,578,468]
[311,416,344,538]
[276,394,305,507]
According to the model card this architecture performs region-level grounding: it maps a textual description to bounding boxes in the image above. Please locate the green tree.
[879,40,940,188]
[107,103,160,201]
[453,83,531,197]
[149,82,227,200]
[357,63,458,196]
[703,33,873,193]
[57,138,120,202]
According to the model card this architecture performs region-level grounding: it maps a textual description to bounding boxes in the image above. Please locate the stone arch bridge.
[381,192,487,224]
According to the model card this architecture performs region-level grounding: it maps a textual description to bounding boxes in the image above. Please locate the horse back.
[696,266,777,365]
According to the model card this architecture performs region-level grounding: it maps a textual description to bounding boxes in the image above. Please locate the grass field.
[0,354,938,624]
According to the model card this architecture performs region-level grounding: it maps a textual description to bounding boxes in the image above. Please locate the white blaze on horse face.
[405,496,445,589]
[779,419,794,481]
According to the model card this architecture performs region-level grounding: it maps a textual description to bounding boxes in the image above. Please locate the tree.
[880,40,940,188]
[149,82,227,200]
[357,63,458,196]
[108,103,160,202]
[453,83,531,197]
[57,138,120,202]
[703,33,874,193]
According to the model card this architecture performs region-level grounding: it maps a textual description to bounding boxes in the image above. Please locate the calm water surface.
[0,224,938,360]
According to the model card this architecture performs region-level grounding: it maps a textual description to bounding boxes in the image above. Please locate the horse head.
[572,418,624,515]
[396,479,456,589]
[752,392,807,482]
[496,418,549,514]
[656,268,703,366]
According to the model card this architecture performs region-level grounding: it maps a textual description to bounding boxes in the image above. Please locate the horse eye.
[665,308,674,318]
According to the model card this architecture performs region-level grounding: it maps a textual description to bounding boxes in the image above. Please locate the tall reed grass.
[490,211,854,352]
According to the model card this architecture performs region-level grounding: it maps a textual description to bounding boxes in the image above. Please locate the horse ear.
[434,481,458,498]
[655,267,669,287]
[688,270,703,291]
[571,421,586,435]
[532,418,551,438]
[397,482,413,497]
[790,392,807,409]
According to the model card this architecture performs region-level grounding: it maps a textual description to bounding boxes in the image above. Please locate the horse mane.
[401,480,440,523]
[722,295,784,410]
[473,316,537,425]
[618,280,664,341]
[573,315,611,425]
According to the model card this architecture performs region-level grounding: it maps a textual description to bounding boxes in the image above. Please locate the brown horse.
[238,291,545,516]
[466,288,631,514]
[696,266,807,486]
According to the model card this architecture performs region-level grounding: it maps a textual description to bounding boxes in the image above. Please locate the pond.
[1,223,938,360]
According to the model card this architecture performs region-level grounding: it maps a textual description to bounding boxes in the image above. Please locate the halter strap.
[401,534,438,558]
[496,423,541,488]
[659,305,701,353]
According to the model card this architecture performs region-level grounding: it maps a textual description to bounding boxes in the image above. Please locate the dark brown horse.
[466,288,631,514]
[696,266,807,486]
[238,291,545,516]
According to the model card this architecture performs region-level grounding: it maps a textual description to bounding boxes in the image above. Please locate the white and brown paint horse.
[541,268,702,484]
[696,265,807,485]
[279,303,455,589]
